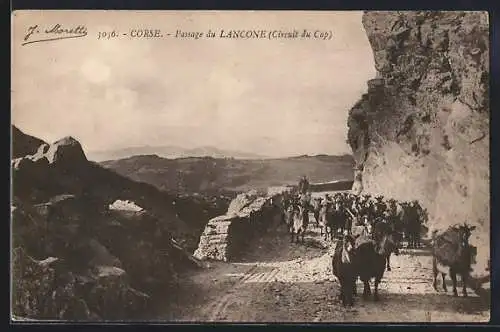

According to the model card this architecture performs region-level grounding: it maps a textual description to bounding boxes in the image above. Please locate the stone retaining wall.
[193,191,284,262]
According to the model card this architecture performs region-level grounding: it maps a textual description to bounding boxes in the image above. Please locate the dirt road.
[151,219,490,323]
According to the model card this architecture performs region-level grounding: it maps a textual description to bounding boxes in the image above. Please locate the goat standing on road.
[432,223,476,297]
[332,234,357,307]
[290,203,308,243]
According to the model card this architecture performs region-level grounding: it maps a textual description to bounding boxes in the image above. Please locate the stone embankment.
[193,179,355,263]
[194,190,285,262]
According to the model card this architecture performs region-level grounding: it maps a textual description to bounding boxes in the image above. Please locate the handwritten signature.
[22,24,88,46]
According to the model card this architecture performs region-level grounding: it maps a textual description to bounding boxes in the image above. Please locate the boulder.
[44,136,88,167]
[95,209,180,292]
[12,192,195,320]
[12,247,62,319]
[12,246,150,321]
[87,239,123,269]
[109,200,144,212]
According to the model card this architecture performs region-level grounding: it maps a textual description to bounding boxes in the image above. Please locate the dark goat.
[432,223,476,297]
[354,223,400,301]
[332,234,357,306]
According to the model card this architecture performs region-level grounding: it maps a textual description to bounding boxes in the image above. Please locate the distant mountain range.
[87,145,269,162]
[100,153,355,196]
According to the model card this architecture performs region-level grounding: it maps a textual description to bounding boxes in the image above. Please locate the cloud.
[12,11,376,157]
[81,59,112,84]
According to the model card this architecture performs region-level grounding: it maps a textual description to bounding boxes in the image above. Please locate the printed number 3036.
[98,31,118,40]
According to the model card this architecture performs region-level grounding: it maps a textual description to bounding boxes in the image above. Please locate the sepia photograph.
[11,10,490,323]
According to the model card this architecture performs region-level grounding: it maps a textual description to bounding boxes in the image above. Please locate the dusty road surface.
[150,217,490,323]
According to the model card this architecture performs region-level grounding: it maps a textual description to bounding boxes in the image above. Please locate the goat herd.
[279,191,480,307]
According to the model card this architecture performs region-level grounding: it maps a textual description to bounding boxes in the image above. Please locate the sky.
[12,10,376,158]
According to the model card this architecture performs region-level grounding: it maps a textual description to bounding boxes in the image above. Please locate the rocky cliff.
[348,11,489,277]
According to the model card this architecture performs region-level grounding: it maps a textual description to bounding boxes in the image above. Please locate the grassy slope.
[100,154,355,195]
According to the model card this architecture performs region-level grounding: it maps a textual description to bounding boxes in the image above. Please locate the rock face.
[11,126,205,321]
[12,247,149,321]
[348,11,489,277]
[43,136,88,167]
[11,201,151,321]
[194,191,284,262]
[12,125,46,159]
[11,125,210,252]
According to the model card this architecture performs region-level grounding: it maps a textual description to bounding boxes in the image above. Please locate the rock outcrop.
[194,191,284,262]
[12,125,46,159]
[11,126,206,251]
[347,11,489,278]
[11,126,205,321]
[12,247,149,321]
[11,200,151,321]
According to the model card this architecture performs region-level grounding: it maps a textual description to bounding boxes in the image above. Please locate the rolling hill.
[100,154,355,196]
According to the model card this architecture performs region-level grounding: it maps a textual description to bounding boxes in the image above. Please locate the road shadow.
[396,247,490,300]
[237,280,489,322]
[233,226,330,264]
[143,241,490,323]
[362,292,491,316]
[237,242,328,263]
[146,263,279,321]
[154,278,490,323]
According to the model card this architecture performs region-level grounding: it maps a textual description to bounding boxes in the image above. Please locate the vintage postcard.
[11,10,490,323]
